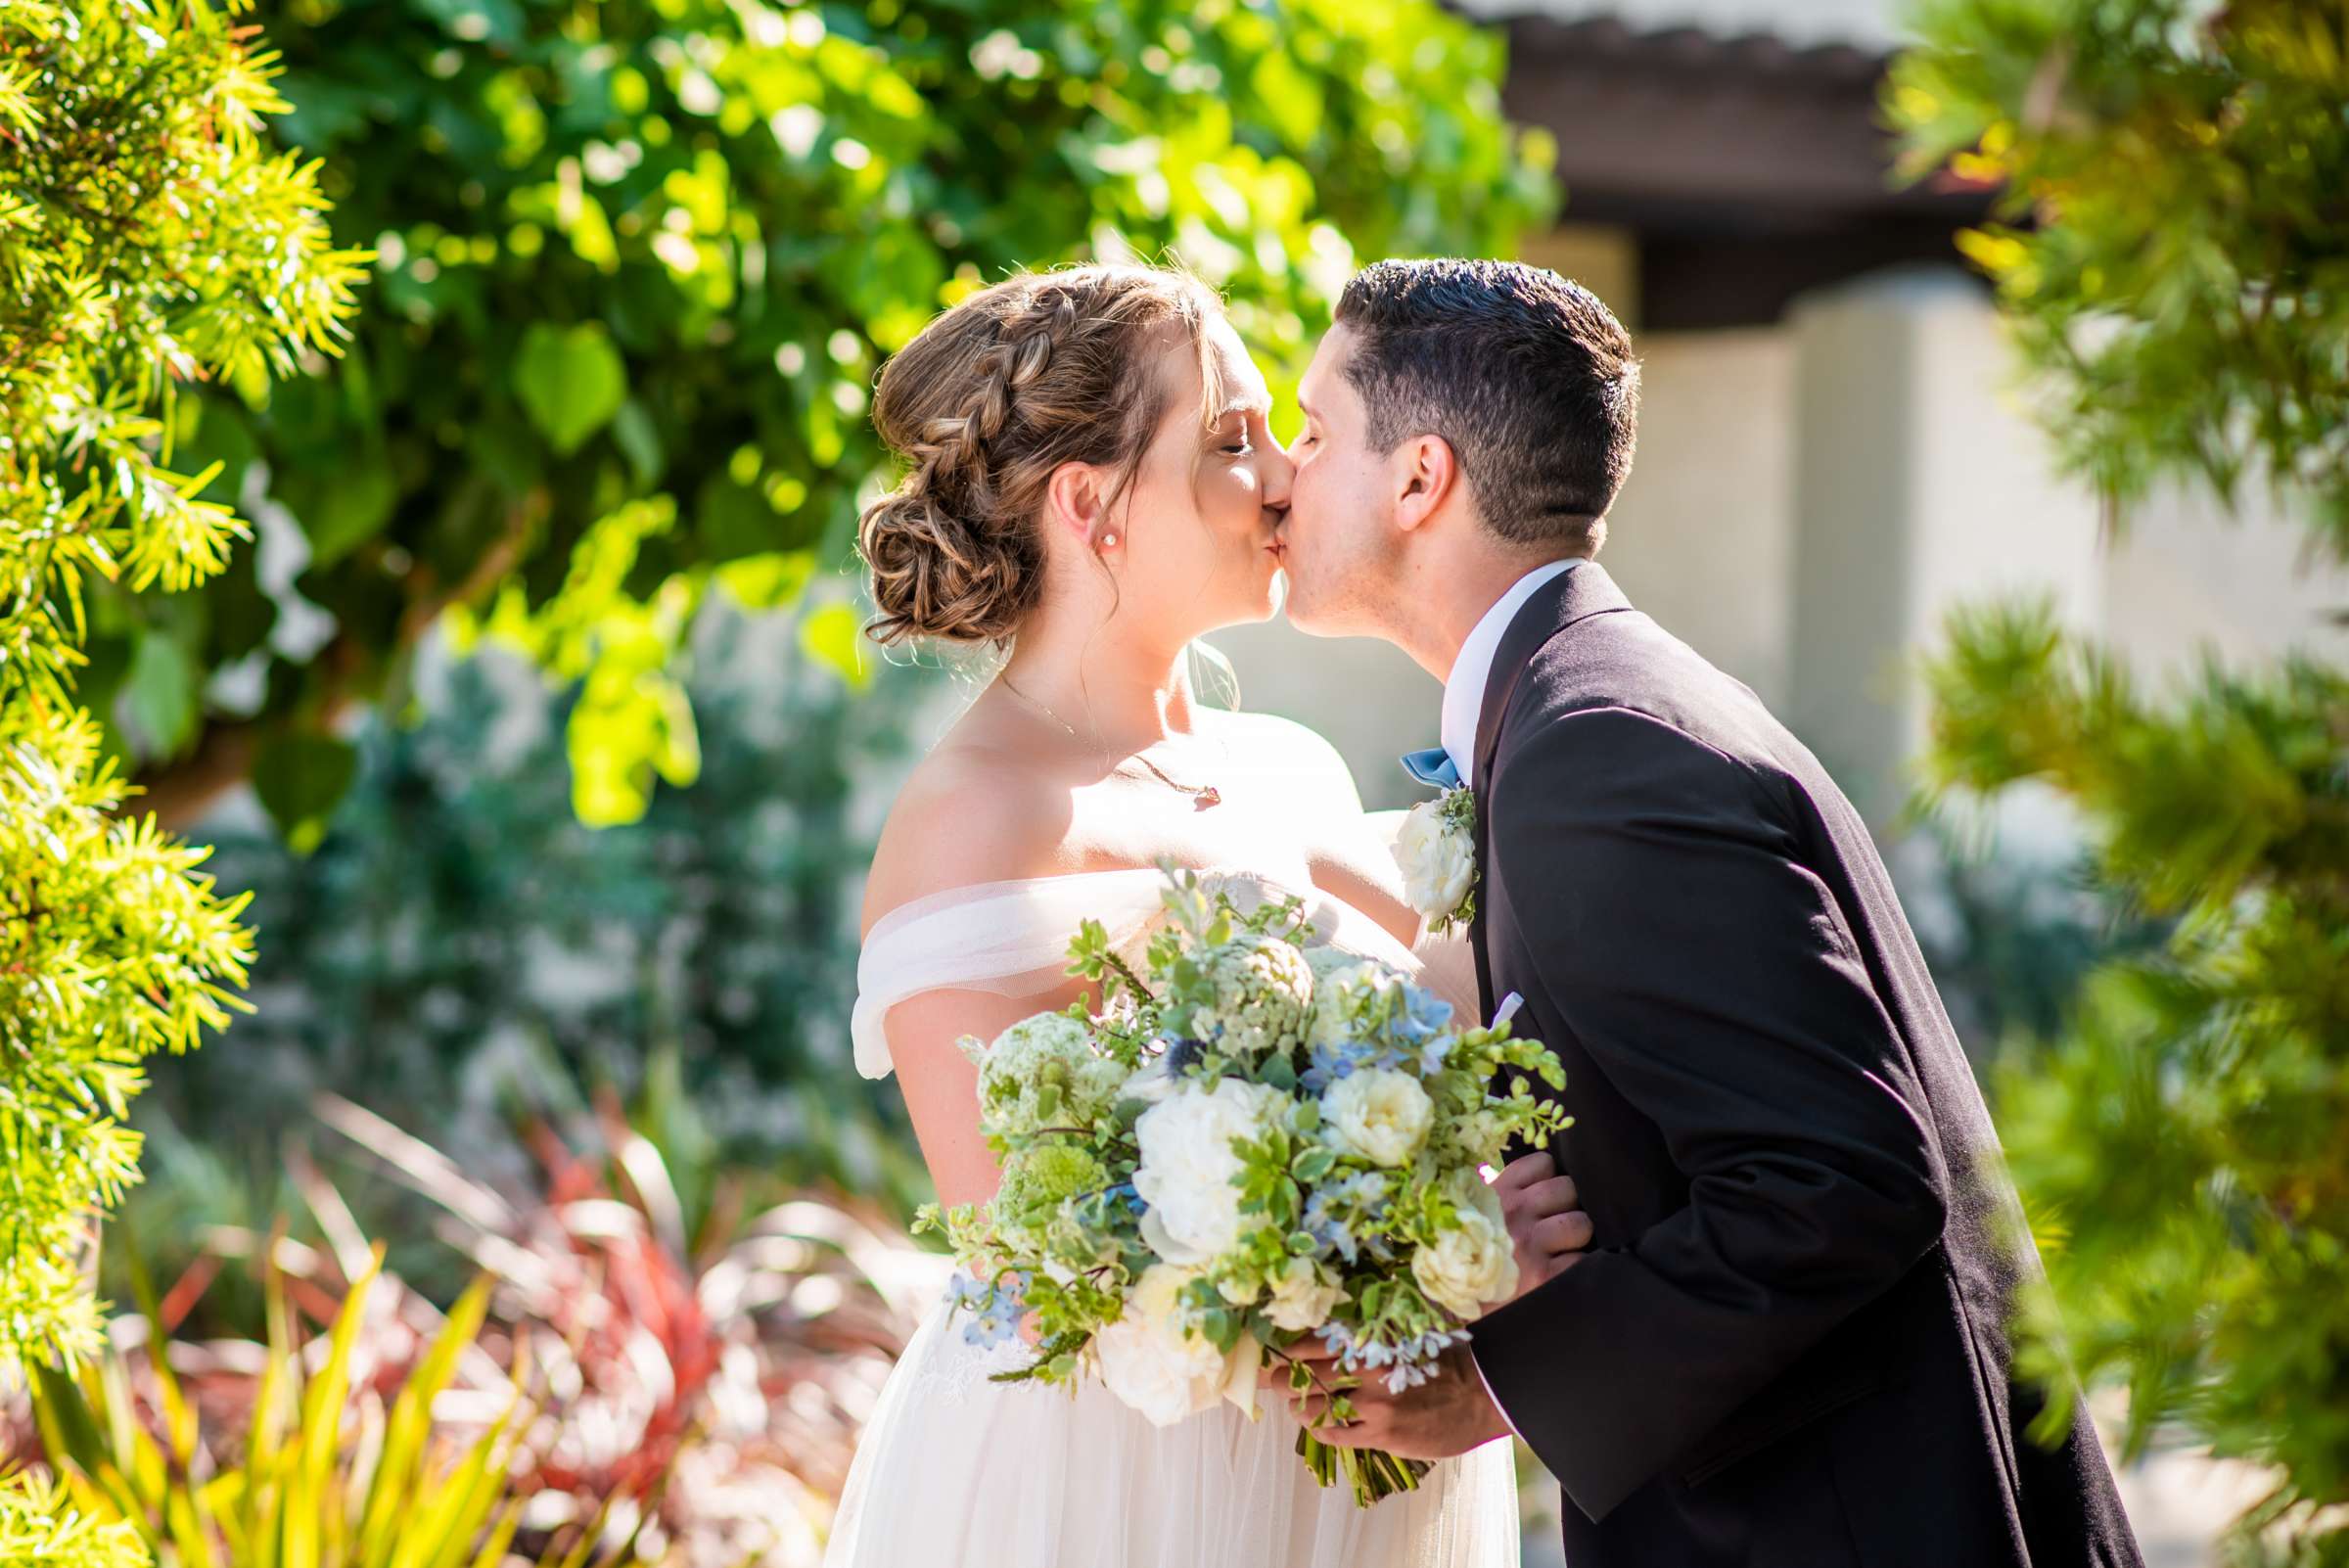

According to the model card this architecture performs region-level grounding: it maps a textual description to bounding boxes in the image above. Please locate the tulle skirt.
[821,1292,1520,1568]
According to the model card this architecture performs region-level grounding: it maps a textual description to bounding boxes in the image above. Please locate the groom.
[1274,259,2142,1567]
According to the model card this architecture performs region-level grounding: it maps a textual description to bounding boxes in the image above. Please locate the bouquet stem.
[1296,1430,1434,1507]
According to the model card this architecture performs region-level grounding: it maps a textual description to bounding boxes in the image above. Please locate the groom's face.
[1278,324,1402,636]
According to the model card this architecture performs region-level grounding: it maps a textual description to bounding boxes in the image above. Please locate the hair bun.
[857,485,1041,647]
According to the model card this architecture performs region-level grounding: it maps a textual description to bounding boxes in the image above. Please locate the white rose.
[1396,798,1475,922]
[1094,1264,1224,1426]
[1218,1329,1266,1420]
[1321,1068,1434,1168]
[1411,1177,1518,1317]
[1132,1078,1287,1264]
[1263,1256,1346,1333]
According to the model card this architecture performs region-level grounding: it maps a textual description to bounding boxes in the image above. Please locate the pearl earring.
[1099,532,1118,549]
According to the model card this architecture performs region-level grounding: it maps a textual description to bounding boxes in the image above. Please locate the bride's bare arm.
[883,984,1082,1212]
[863,742,1086,1214]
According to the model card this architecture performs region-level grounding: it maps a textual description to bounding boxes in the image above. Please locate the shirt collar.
[1440,559,1579,788]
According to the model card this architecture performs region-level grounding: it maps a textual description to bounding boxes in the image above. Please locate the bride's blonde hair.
[858,263,1226,649]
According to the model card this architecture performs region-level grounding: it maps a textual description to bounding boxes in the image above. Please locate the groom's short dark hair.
[1334,259,1638,554]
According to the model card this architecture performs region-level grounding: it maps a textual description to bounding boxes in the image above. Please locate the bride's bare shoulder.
[861,734,1079,936]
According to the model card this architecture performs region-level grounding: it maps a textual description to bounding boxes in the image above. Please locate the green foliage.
[29,1253,647,1568]
[116,597,928,1300]
[1921,602,2349,1550]
[115,0,1553,829]
[0,0,355,1385]
[1895,1,2349,1553]
[0,1473,143,1568]
[1926,605,2349,1532]
[1887,0,2349,551]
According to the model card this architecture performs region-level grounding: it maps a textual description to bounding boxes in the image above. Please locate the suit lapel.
[1465,560,1634,1021]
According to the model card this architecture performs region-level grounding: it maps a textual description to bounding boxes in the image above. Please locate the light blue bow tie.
[1400,747,1461,791]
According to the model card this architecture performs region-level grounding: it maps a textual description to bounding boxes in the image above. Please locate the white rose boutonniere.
[1395,786,1478,936]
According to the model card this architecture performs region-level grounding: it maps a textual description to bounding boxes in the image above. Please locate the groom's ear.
[1391,434,1461,536]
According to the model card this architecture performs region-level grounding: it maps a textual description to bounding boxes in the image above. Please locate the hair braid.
[858,265,1219,648]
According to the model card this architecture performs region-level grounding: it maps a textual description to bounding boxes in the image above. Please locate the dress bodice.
[852,868,1466,1079]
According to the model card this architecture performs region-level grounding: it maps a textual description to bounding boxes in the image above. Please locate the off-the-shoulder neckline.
[861,864,1339,947]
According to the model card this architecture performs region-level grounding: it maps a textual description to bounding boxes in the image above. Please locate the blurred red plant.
[12,1090,946,1568]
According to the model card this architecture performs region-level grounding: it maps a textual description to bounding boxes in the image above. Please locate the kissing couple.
[825,258,2142,1568]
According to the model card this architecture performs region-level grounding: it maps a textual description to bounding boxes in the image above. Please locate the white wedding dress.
[823,867,1519,1568]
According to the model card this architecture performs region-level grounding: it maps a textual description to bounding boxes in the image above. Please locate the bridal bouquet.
[914,868,1568,1505]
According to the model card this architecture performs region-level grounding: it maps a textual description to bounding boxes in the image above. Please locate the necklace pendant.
[1193,786,1221,810]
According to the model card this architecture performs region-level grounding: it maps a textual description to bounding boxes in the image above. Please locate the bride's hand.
[1491,1150,1592,1305]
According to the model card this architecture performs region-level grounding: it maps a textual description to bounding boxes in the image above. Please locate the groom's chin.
[1276,579,1340,639]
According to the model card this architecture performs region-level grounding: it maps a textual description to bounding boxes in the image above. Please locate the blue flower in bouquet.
[1301,1188,1359,1262]
[1161,1036,1208,1075]
[1300,1040,1358,1095]
[1302,1170,1395,1263]
[950,1268,1032,1349]
[1390,984,1453,1043]
[1303,967,1458,1089]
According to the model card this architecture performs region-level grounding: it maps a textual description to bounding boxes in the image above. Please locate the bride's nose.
[1259,438,1296,512]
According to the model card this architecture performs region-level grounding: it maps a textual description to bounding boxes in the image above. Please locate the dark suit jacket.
[1461,564,2141,1568]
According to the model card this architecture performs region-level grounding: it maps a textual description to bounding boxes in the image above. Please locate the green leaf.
[299,448,397,569]
[800,602,868,690]
[513,322,626,455]
[117,628,201,761]
[252,729,360,853]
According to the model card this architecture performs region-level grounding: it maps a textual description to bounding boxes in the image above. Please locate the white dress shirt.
[1440,559,1579,788]
[1440,559,1581,1445]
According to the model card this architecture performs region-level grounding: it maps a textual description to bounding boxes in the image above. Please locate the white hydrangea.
[974,1012,1128,1132]
[1411,1173,1518,1318]
[1188,932,1314,1060]
[1131,1077,1287,1265]
[1095,1263,1264,1424]
[1321,1067,1434,1168]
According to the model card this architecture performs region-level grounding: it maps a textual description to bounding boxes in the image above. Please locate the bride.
[824,264,1569,1567]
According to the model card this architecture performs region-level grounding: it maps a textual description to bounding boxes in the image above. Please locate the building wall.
[1593,327,1799,713]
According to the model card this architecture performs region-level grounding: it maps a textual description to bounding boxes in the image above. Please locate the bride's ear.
[1045,461,1116,552]
[1392,435,1461,536]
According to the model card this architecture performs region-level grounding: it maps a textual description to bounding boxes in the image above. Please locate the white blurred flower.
[1322,1068,1434,1168]
[1132,1078,1286,1264]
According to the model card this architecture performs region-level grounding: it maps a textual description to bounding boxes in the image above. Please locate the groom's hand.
[1267,1341,1510,1459]
[1493,1150,1592,1303]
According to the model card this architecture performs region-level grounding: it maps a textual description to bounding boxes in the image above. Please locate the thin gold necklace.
[996,675,1223,811]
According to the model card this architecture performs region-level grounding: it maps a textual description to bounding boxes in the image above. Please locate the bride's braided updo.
[859,264,1224,647]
